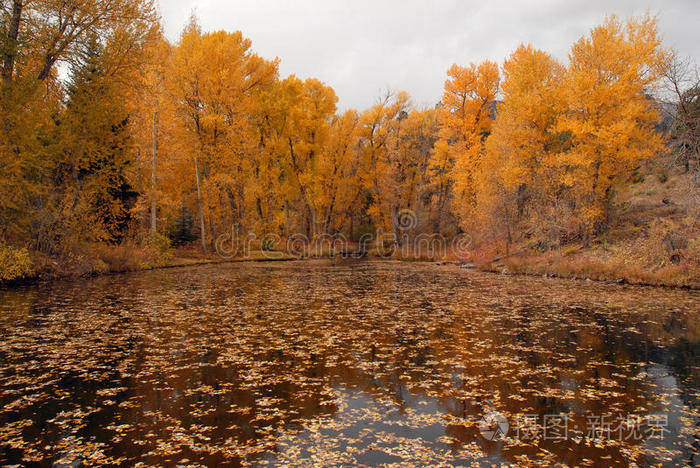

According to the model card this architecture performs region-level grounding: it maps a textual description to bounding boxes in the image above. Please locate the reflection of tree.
[0,263,698,465]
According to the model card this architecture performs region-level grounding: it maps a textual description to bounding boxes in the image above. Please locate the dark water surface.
[0,261,698,466]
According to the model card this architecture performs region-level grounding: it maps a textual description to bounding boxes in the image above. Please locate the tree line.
[1,2,697,262]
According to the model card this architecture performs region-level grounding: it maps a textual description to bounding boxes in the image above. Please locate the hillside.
[495,153,700,288]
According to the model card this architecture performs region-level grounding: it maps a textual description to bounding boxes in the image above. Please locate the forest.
[1,0,698,285]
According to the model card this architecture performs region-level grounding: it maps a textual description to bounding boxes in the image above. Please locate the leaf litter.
[0,261,698,466]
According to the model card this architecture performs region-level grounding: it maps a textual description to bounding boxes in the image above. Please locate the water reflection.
[0,261,698,466]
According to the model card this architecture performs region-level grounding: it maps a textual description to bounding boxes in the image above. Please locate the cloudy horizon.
[157,0,700,111]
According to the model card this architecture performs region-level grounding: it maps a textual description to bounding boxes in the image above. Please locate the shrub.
[142,232,174,267]
[657,170,669,184]
[630,169,645,184]
[82,236,173,274]
[0,243,36,282]
[145,232,173,258]
[89,243,144,272]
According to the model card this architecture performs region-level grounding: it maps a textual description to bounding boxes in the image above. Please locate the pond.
[0,261,698,466]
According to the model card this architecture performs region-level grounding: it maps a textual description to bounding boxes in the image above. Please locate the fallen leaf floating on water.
[0,262,698,466]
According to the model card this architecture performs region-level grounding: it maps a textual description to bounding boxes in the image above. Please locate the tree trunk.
[37,55,56,81]
[195,155,207,252]
[150,110,158,233]
[284,201,290,237]
[2,0,22,83]
[391,205,401,246]
[192,120,208,252]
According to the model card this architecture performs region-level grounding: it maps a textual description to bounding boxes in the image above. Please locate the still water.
[0,261,698,466]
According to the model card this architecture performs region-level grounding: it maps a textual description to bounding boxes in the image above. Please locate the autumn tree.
[0,0,158,249]
[433,61,499,227]
[312,110,361,236]
[356,91,411,236]
[477,45,565,247]
[128,37,173,235]
[390,108,439,236]
[0,73,56,241]
[38,37,137,250]
[167,18,277,249]
[557,14,669,233]
[281,76,338,237]
[0,0,158,82]
[246,78,291,235]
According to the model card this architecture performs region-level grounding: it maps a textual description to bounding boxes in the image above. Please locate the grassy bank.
[0,241,297,286]
[2,242,699,290]
[467,158,700,289]
[493,252,699,289]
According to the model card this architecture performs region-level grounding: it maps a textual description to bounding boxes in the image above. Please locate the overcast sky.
[157,0,700,111]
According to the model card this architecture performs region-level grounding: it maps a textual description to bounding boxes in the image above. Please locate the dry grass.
[480,156,700,289]
[502,252,699,288]
[78,242,171,275]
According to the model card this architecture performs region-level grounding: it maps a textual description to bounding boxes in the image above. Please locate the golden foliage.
[0,9,678,263]
[435,61,500,223]
[556,14,669,230]
[0,242,34,281]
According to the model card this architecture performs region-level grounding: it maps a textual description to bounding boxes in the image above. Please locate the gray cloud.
[157,0,700,111]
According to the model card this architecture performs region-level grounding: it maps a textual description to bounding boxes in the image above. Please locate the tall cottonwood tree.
[557,14,668,232]
[356,91,411,235]
[282,76,338,237]
[128,36,182,235]
[316,110,362,235]
[167,18,277,249]
[477,45,565,246]
[433,61,499,227]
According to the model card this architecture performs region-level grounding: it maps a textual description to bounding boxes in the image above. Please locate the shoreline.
[0,253,297,289]
[2,252,698,292]
[476,263,700,291]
